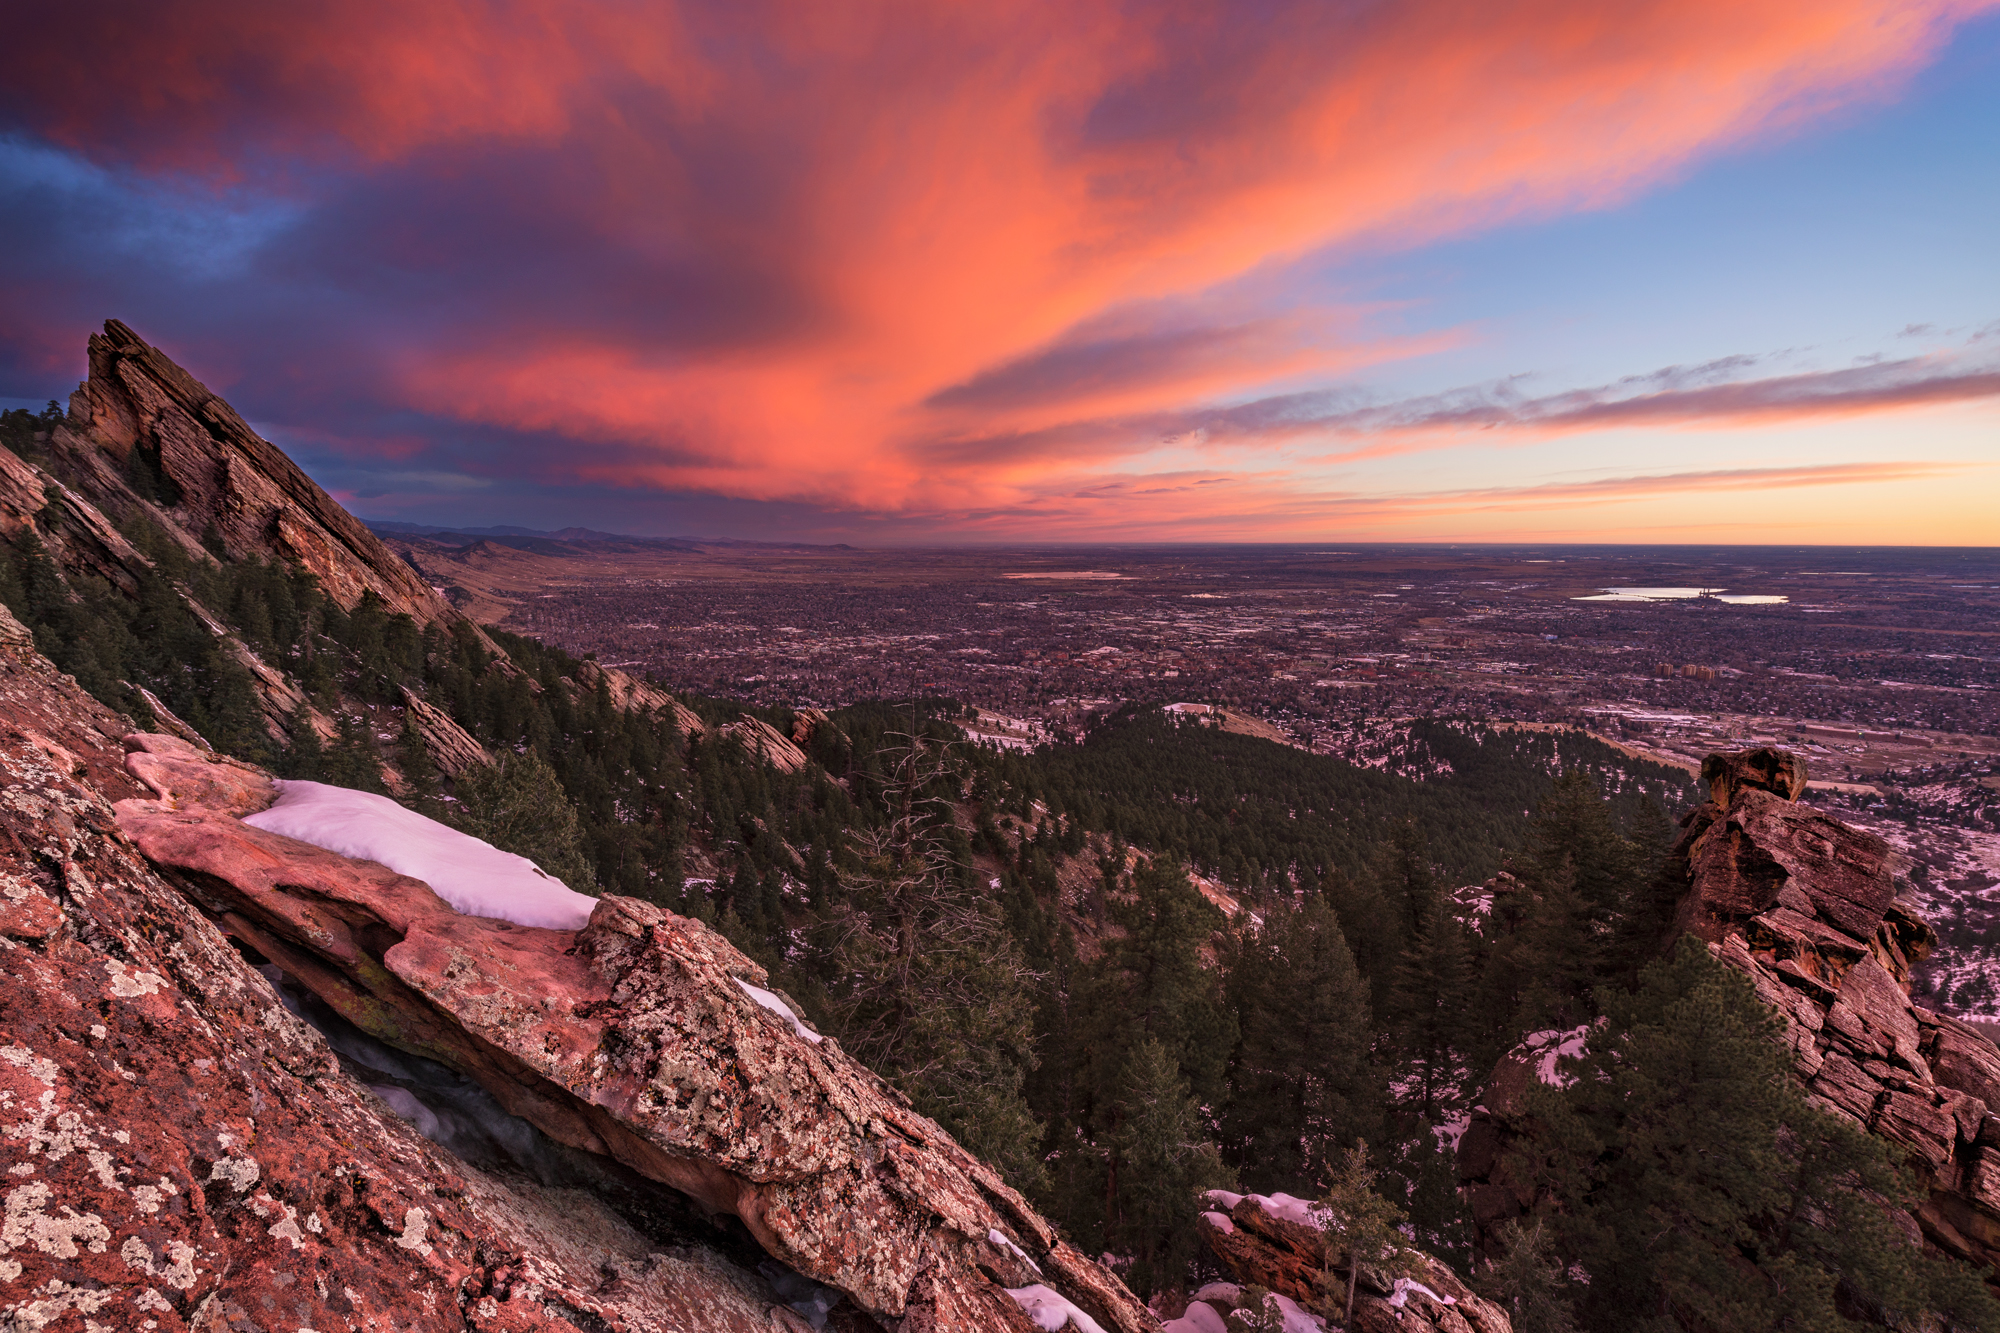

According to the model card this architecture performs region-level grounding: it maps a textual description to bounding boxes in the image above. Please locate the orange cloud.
[7,0,1994,526]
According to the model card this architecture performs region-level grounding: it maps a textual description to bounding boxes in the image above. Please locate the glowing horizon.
[1,0,1995,544]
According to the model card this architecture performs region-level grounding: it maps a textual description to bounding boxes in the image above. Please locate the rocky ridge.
[5,320,713,767]
[0,604,819,1332]
[0,595,1152,1331]
[1458,746,2000,1284]
[110,738,1149,1330]
[51,320,457,629]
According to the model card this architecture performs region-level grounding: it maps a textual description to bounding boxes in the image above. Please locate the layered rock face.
[0,589,1147,1330]
[1196,1192,1510,1333]
[1460,746,2000,1282]
[51,320,460,628]
[113,737,1149,1331]
[720,717,810,774]
[0,609,821,1332]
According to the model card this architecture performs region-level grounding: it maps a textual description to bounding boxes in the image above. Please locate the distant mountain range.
[368,520,648,541]
[365,519,852,551]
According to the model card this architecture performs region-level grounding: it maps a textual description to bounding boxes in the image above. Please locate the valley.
[386,527,2000,1017]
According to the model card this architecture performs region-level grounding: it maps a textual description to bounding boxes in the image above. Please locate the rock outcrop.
[1460,746,2000,1285]
[722,717,810,774]
[400,686,494,777]
[1196,1191,1510,1333]
[569,659,708,738]
[0,604,829,1332]
[0,321,732,779]
[51,320,462,628]
[113,737,1149,1331]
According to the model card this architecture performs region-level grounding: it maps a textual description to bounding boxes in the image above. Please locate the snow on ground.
[1162,1300,1228,1333]
[1004,1284,1108,1333]
[1518,1025,1592,1087]
[1432,1111,1472,1154]
[1204,1190,1327,1230]
[1165,1293,1322,1333]
[243,780,598,929]
[733,979,823,1043]
[1265,1293,1326,1331]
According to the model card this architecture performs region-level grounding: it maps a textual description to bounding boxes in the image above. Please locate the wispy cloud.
[1208,352,2000,440]
[0,0,1993,534]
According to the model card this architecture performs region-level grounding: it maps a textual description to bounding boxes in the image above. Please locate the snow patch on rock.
[1005,1284,1108,1333]
[1520,1025,1592,1087]
[1389,1277,1453,1308]
[732,979,823,1044]
[243,779,597,930]
[989,1227,1042,1274]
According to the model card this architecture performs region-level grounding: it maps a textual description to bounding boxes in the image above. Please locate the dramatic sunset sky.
[3,2,1996,543]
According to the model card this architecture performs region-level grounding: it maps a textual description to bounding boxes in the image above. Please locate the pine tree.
[394,708,443,814]
[1517,935,2000,1332]
[323,711,388,793]
[1474,1218,1579,1333]
[1314,1140,1419,1330]
[815,731,1044,1192]
[1222,894,1378,1193]
[1108,856,1237,1108]
[452,750,599,892]
[1383,881,1475,1124]
[1102,1038,1232,1298]
[1527,771,1641,920]
[280,705,326,780]
[1485,858,1601,1041]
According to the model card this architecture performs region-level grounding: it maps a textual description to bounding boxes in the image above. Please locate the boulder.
[115,736,1147,1331]
[1701,745,1808,805]
[1196,1192,1511,1333]
[0,624,828,1331]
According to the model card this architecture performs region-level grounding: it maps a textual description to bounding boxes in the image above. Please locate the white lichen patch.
[207,1156,259,1193]
[130,1181,175,1215]
[103,961,166,999]
[250,1192,307,1250]
[1,1182,111,1258]
[5,1087,128,1195]
[0,1048,58,1087]
[120,1236,199,1291]
[2,1275,119,1332]
[393,1206,431,1255]
[159,1241,198,1290]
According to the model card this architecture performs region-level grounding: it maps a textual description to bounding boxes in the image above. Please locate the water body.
[1574,586,1788,604]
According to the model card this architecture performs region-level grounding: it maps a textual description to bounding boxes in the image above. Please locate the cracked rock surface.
[0,613,1014,1332]
[113,733,1149,1333]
